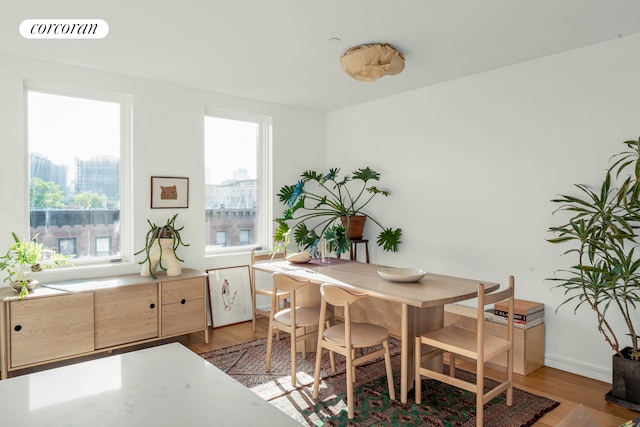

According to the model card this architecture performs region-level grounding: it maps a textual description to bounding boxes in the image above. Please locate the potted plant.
[273,167,402,257]
[548,137,640,410]
[135,213,189,279]
[0,232,71,299]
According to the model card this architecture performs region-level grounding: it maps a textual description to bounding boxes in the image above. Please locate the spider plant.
[135,213,189,279]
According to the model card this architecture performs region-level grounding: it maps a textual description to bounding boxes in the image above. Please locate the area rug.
[200,336,559,426]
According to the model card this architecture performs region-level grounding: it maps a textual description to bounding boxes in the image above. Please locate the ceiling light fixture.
[340,43,405,82]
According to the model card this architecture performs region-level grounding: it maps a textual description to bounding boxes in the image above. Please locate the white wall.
[0,52,326,279]
[3,33,639,383]
[326,34,640,382]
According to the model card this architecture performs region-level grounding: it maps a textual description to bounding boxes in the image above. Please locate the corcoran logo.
[20,19,109,39]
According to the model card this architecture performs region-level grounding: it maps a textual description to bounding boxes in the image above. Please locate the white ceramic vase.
[140,238,182,277]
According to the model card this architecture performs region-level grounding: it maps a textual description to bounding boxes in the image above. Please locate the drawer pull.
[150,303,156,309]
[181,299,186,304]
[14,325,22,332]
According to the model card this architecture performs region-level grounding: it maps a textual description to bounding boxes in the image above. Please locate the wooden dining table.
[252,258,500,403]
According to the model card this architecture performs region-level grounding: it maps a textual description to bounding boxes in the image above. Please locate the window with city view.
[27,85,130,263]
[204,111,271,251]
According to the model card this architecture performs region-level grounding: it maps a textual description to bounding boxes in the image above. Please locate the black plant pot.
[605,347,640,411]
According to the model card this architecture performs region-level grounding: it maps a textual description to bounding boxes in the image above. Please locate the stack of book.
[484,299,544,329]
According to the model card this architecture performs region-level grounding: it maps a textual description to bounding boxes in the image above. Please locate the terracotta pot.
[340,215,366,240]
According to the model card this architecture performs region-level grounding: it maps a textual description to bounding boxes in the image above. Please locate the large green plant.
[274,167,402,255]
[548,138,640,360]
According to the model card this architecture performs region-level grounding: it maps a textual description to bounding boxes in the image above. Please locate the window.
[95,236,112,256]
[239,229,250,246]
[26,83,131,265]
[58,237,77,256]
[216,230,228,247]
[204,111,272,252]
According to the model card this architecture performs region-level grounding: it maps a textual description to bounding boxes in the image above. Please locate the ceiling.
[2,0,640,112]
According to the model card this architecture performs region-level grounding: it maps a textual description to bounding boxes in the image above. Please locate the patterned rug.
[200,336,559,426]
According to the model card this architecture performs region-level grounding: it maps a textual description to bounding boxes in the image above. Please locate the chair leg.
[265,323,274,372]
[507,348,514,406]
[345,351,355,419]
[450,354,456,377]
[250,279,257,332]
[477,361,484,427]
[383,340,395,400]
[351,349,357,382]
[301,328,307,359]
[251,309,256,332]
[414,336,422,404]
[290,328,297,387]
[329,350,336,373]
[312,347,323,399]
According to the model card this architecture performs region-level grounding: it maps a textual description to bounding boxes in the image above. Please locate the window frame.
[204,109,272,255]
[24,81,133,267]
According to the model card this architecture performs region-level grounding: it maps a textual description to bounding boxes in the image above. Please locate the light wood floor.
[175,317,638,427]
[10,316,637,426]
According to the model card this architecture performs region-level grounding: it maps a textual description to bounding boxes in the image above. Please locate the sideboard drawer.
[162,277,204,304]
[10,292,94,368]
[161,276,205,337]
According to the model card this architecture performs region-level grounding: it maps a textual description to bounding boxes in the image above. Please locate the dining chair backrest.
[313,283,395,419]
[250,248,286,331]
[265,272,321,387]
[414,275,515,427]
[476,282,515,358]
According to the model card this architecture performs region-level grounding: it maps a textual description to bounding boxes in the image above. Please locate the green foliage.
[548,138,640,359]
[29,178,64,208]
[274,167,402,256]
[134,214,190,279]
[0,232,71,299]
[73,191,107,208]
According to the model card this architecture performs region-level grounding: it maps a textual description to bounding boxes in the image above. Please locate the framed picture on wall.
[150,176,189,208]
[206,266,252,327]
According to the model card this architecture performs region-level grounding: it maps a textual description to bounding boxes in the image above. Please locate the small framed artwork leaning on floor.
[207,265,252,327]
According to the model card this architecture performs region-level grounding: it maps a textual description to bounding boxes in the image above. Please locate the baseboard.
[544,353,611,383]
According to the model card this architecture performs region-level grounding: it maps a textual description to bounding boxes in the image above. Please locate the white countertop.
[0,342,302,426]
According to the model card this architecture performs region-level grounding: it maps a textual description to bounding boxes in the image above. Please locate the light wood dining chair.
[251,248,287,332]
[414,276,515,427]
[265,272,321,387]
[312,283,395,419]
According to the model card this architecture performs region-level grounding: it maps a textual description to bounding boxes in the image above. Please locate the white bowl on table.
[377,267,427,283]
[285,252,311,264]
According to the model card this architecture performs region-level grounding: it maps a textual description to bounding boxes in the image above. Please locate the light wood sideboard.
[0,268,208,379]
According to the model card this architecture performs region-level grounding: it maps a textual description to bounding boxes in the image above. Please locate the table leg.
[400,304,409,403]
[400,304,444,403]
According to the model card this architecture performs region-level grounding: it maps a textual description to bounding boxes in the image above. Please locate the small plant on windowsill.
[0,232,72,300]
[135,213,190,279]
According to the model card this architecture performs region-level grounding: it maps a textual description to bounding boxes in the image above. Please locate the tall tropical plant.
[274,167,402,256]
[548,138,640,360]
